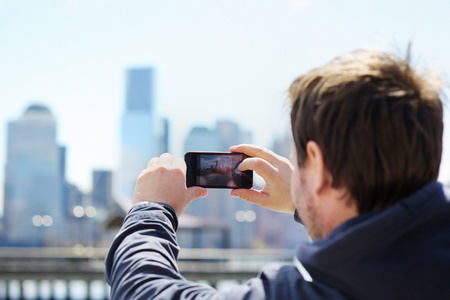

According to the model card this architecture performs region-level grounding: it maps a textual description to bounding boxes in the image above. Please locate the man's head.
[289,49,444,220]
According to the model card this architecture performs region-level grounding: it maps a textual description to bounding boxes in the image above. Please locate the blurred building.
[181,120,255,248]
[184,120,252,158]
[272,131,293,159]
[64,183,84,217]
[66,170,116,247]
[184,126,220,152]
[158,117,170,154]
[257,130,308,249]
[118,67,169,202]
[92,170,114,210]
[2,104,66,246]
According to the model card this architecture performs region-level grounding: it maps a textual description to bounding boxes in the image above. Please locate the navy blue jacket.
[105,182,450,299]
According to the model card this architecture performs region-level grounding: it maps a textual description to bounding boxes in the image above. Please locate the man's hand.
[229,144,295,213]
[133,153,208,216]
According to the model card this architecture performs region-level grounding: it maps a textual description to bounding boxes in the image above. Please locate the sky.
[1,0,450,213]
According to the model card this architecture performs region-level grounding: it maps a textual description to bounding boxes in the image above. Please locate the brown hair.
[290,49,444,214]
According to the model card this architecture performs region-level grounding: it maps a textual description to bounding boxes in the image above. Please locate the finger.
[230,188,268,206]
[147,157,159,169]
[186,187,208,202]
[238,157,277,182]
[137,168,149,180]
[172,157,187,173]
[158,153,174,166]
[230,144,281,164]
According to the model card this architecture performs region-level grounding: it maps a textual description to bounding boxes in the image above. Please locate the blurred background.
[1,0,449,299]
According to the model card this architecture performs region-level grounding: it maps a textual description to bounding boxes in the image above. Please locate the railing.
[0,247,295,299]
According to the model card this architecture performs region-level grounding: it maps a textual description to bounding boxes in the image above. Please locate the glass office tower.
[119,68,160,201]
[3,104,65,246]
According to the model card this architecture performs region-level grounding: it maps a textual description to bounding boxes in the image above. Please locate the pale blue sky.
[1,0,450,211]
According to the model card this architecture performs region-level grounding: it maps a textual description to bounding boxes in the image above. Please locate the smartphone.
[184,152,253,189]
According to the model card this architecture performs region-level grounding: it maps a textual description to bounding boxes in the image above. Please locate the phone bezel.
[184,151,253,189]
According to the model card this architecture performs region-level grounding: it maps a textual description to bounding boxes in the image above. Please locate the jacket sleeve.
[104,202,220,299]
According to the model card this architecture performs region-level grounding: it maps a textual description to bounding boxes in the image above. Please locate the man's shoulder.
[239,262,350,300]
[442,184,450,202]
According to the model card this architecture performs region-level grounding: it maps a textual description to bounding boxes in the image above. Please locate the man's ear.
[305,141,332,195]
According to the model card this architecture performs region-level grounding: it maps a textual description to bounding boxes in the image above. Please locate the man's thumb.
[187,187,208,202]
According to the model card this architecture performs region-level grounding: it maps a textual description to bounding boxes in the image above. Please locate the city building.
[271,131,293,159]
[184,126,220,153]
[118,67,168,202]
[64,171,115,247]
[254,130,307,249]
[92,170,114,210]
[2,104,66,246]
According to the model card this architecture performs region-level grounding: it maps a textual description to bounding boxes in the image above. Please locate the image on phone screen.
[185,152,253,189]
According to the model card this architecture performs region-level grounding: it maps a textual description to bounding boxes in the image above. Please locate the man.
[105,49,450,299]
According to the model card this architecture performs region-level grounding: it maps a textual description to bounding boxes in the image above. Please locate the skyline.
[1,1,450,214]
[0,102,298,248]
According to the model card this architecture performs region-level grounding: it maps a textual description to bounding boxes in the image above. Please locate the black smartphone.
[184,152,253,189]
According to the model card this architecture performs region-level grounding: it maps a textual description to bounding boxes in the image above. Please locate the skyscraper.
[3,104,65,246]
[119,67,168,202]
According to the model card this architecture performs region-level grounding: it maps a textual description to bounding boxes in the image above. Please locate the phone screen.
[185,152,253,189]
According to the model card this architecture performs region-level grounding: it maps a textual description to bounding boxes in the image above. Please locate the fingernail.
[230,191,238,197]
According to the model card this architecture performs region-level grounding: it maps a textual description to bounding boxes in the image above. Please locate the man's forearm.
[104,202,217,299]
